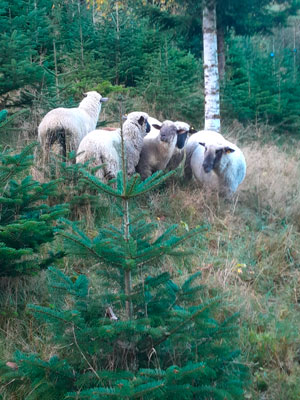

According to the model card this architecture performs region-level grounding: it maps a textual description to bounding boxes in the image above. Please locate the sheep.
[136,120,188,180]
[184,130,246,198]
[145,117,195,172]
[37,91,108,163]
[165,121,196,171]
[76,111,150,181]
[145,116,162,139]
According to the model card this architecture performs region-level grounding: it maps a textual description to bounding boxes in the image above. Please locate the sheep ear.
[138,116,145,125]
[198,142,205,147]
[152,124,162,130]
[224,146,235,154]
[100,97,108,102]
[189,126,197,134]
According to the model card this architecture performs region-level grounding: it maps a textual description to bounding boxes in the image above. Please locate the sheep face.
[142,117,151,135]
[176,132,188,149]
[83,91,108,104]
[174,121,196,149]
[125,112,150,137]
[152,121,177,144]
[153,121,187,146]
[199,142,235,173]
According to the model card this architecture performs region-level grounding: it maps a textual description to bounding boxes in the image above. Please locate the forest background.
[1,0,300,399]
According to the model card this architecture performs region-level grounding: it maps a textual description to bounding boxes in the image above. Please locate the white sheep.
[76,111,150,181]
[184,130,246,198]
[136,120,188,180]
[37,91,108,162]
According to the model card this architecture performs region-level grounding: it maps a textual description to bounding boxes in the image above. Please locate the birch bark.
[203,0,221,132]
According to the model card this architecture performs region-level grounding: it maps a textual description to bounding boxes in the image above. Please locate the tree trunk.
[77,0,84,66]
[203,0,220,132]
[217,26,225,81]
[53,39,59,99]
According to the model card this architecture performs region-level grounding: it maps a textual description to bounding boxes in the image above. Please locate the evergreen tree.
[1,117,249,398]
[0,142,69,277]
[223,33,300,133]
[136,43,203,123]
[0,0,52,95]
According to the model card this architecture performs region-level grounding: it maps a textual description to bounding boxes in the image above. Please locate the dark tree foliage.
[0,142,68,277]
[223,34,300,132]
[138,0,300,53]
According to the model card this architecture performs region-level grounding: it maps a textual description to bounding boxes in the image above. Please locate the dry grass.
[240,142,300,225]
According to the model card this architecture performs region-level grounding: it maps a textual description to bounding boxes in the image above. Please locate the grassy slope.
[1,129,300,399]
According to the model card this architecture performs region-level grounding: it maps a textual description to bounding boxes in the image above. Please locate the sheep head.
[199,142,235,173]
[153,120,186,146]
[125,112,150,136]
[82,91,108,103]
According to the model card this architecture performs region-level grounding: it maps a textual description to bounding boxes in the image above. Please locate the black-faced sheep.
[37,91,108,163]
[184,130,246,198]
[165,121,196,171]
[136,120,188,180]
[76,111,150,181]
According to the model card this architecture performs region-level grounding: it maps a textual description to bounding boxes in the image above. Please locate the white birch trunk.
[203,0,220,132]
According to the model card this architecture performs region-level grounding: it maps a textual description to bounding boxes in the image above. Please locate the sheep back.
[76,111,149,181]
[77,129,121,180]
[37,91,104,163]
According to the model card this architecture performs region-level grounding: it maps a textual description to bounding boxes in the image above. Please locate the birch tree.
[203,0,220,132]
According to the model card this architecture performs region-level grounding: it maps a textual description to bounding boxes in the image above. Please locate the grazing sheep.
[184,130,246,198]
[76,112,150,181]
[38,91,108,163]
[136,120,187,180]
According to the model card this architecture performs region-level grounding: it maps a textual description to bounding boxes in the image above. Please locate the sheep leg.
[184,153,193,180]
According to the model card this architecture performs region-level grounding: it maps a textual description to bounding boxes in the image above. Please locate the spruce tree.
[0,142,68,277]
[1,116,249,398]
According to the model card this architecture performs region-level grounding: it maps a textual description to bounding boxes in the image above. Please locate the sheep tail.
[47,128,67,158]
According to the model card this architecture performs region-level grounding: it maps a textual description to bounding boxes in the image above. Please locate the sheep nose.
[203,163,212,173]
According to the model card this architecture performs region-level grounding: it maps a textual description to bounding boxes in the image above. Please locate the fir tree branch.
[27,305,83,330]
[58,231,102,262]
[72,324,101,381]
[141,300,219,353]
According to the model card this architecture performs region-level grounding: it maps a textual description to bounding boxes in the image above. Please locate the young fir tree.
[0,142,68,277]
[1,115,249,399]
